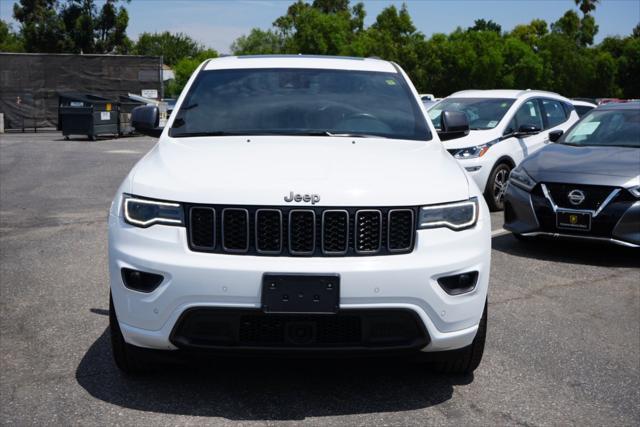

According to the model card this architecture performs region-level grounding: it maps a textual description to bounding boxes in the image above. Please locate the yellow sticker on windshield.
[385,79,397,86]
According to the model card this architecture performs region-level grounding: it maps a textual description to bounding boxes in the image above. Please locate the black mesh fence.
[0,53,162,130]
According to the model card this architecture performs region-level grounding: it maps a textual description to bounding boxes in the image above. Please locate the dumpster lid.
[58,93,116,104]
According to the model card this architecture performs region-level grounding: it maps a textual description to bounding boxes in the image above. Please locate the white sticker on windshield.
[572,121,600,136]
[487,120,498,128]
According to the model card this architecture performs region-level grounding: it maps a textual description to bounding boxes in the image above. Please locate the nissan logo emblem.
[568,189,586,206]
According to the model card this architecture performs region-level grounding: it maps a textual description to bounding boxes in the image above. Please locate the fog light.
[121,268,164,293]
[437,271,479,295]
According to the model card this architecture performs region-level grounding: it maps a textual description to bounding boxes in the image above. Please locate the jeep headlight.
[418,197,478,230]
[123,195,184,227]
[509,166,537,192]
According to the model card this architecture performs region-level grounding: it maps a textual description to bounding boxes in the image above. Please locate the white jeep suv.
[428,90,579,210]
[109,55,491,375]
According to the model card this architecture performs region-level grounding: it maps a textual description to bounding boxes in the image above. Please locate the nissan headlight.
[419,197,478,230]
[123,195,184,227]
[509,167,537,192]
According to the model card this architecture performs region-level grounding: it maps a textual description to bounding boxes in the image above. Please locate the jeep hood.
[522,143,640,187]
[129,136,470,206]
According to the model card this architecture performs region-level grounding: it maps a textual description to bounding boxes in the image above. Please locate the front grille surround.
[255,209,283,254]
[221,208,250,253]
[189,207,216,249]
[187,204,418,257]
[387,209,415,252]
[321,210,350,255]
[288,209,316,255]
[354,209,383,254]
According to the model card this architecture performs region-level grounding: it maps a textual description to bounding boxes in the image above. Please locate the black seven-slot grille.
[187,205,417,256]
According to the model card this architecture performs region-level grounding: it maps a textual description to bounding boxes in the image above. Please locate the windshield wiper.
[324,131,385,138]
[169,130,387,138]
[170,130,248,137]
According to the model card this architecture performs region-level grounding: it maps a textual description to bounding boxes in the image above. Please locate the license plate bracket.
[261,274,340,314]
[556,211,592,231]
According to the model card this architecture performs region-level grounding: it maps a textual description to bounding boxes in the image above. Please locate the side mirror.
[438,110,470,141]
[131,105,162,137]
[515,124,541,137]
[548,129,564,142]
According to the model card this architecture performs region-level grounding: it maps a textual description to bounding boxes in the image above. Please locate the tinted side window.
[541,99,567,128]
[575,105,594,117]
[513,99,543,130]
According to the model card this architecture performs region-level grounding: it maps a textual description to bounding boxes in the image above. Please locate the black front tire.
[485,163,512,211]
[109,293,149,375]
[428,301,487,375]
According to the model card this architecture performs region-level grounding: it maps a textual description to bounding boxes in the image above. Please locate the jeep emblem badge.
[284,191,320,205]
[568,189,586,206]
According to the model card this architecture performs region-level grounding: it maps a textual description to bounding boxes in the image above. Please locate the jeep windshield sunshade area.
[562,108,640,148]
[428,98,514,130]
[170,68,431,140]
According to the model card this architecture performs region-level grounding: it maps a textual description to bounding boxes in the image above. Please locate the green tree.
[13,0,69,52]
[510,19,548,48]
[134,31,203,65]
[574,0,600,15]
[94,0,131,53]
[60,0,96,53]
[165,49,219,97]
[501,36,544,88]
[468,19,502,34]
[0,20,24,52]
[272,0,364,55]
[231,28,284,55]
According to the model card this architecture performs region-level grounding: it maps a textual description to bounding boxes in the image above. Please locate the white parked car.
[428,90,580,210]
[110,55,491,375]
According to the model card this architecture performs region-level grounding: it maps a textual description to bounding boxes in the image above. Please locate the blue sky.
[1,0,638,53]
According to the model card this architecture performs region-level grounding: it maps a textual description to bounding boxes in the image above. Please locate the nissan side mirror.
[515,124,541,138]
[548,129,564,142]
[438,110,470,141]
[131,105,163,138]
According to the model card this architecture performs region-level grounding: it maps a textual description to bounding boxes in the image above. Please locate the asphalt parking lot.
[1,132,638,426]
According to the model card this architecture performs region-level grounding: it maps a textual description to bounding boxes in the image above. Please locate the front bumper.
[108,204,491,353]
[504,183,640,247]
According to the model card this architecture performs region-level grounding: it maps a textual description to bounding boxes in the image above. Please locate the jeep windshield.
[169,68,431,141]
[428,98,514,130]
[561,108,640,148]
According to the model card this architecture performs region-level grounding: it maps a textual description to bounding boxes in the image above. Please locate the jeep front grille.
[187,205,417,257]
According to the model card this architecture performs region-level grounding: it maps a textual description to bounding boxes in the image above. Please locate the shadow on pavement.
[493,233,640,268]
[76,329,469,420]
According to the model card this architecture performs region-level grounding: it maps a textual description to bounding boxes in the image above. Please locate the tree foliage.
[133,31,210,66]
[12,0,131,53]
[229,0,639,98]
[0,20,24,52]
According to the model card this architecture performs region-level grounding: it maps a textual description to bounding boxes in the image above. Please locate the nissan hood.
[522,143,640,187]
